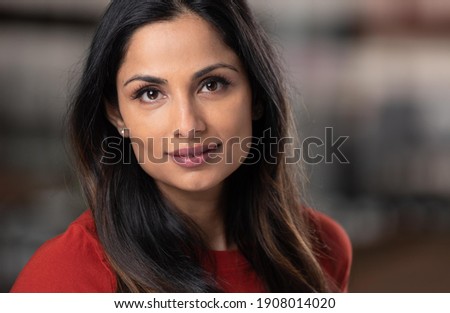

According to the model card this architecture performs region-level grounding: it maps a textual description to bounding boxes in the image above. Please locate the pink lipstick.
[168,143,221,168]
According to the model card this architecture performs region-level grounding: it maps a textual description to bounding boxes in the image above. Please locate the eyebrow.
[123,75,167,87]
[123,63,239,87]
[193,63,239,79]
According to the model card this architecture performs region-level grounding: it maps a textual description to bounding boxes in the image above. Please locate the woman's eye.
[204,81,220,92]
[139,89,164,103]
[199,78,230,93]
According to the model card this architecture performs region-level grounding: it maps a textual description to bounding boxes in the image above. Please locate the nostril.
[174,128,200,138]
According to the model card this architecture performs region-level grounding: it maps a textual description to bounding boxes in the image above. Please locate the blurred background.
[1,0,449,292]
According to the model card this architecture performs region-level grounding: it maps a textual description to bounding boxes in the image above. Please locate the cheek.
[219,97,253,163]
[217,90,253,134]
[130,136,168,165]
[121,112,171,162]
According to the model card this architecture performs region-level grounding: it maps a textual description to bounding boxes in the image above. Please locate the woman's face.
[111,14,253,198]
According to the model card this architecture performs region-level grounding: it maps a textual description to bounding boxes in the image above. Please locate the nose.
[173,95,206,139]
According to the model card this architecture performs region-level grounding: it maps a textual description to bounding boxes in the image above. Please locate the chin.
[175,179,223,193]
[147,163,239,195]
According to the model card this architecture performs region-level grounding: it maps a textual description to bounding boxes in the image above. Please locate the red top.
[11,210,351,293]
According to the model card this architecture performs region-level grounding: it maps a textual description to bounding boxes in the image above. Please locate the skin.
[107,14,253,250]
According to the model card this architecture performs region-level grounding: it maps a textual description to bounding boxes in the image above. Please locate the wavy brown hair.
[69,0,332,292]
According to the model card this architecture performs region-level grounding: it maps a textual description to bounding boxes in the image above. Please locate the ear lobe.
[105,103,127,136]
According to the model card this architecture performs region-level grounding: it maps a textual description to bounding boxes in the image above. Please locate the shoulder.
[11,210,116,292]
[308,209,352,292]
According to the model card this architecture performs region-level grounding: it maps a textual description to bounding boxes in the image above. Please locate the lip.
[168,143,222,168]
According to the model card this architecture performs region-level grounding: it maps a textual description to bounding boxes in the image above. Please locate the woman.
[11,0,351,292]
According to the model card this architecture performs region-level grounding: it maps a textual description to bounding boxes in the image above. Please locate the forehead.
[118,14,241,80]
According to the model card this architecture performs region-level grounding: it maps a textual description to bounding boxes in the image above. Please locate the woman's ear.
[105,103,128,137]
[252,103,264,120]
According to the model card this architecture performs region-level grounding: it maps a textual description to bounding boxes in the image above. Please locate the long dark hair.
[69,0,331,292]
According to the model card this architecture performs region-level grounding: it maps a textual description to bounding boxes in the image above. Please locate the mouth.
[168,142,222,167]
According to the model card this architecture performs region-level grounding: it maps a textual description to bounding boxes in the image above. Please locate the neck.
[157,182,233,251]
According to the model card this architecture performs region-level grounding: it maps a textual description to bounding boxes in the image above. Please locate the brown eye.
[205,81,219,91]
[144,90,159,100]
[138,88,165,103]
[199,77,230,94]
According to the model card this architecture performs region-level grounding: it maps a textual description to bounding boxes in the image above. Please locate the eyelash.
[130,75,232,102]
[131,84,161,101]
[199,75,232,93]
